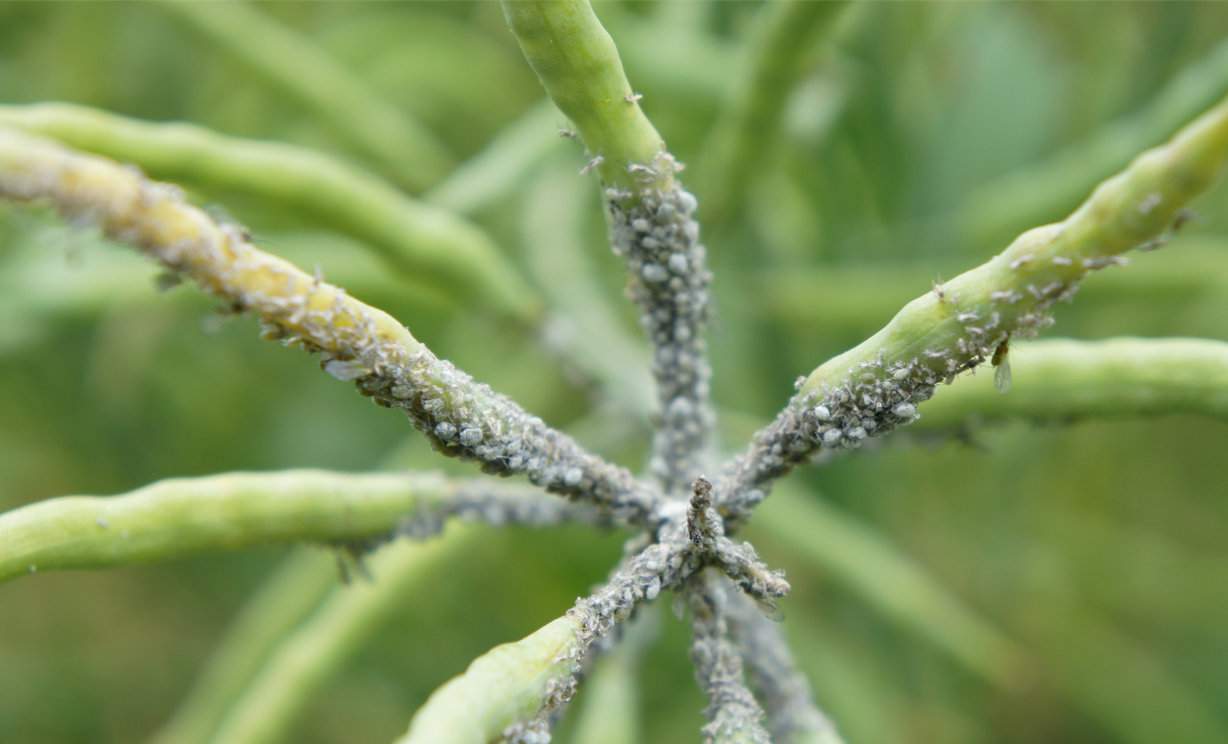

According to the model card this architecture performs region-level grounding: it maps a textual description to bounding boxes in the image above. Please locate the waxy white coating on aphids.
[606,181,714,496]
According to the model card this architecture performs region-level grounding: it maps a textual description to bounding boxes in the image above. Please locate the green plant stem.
[757,239,1228,339]
[212,526,481,744]
[0,130,660,525]
[702,0,850,225]
[158,0,453,192]
[0,104,539,323]
[0,470,453,584]
[149,549,339,744]
[799,95,1228,398]
[718,95,1228,515]
[914,337,1228,430]
[965,38,1228,247]
[398,613,583,744]
[501,0,670,193]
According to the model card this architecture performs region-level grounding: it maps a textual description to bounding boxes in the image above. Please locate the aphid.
[323,358,369,381]
[580,154,604,175]
[1171,208,1197,232]
[558,127,577,139]
[932,278,946,303]
[992,338,1012,394]
[624,92,643,103]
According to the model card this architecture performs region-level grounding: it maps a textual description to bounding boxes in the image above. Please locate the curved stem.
[0,131,661,525]
[0,470,593,585]
[158,0,453,192]
[757,240,1228,339]
[503,0,715,494]
[501,0,670,193]
[686,573,771,744]
[726,591,844,744]
[965,37,1228,247]
[0,470,447,584]
[718,95,1228,516]
[913,337,1228,430]
[398,613,583,744]
[0,103,539,323]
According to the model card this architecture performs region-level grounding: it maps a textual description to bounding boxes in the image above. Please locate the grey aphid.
[813,405,832,421]
[434,422,457,441]
[580,155,604,175]
[892,402,916,419]
[323,359,370,381]
[641,263,668,283]
[821,428,842,445]
[677,190,698,215]
[668,253,689,274]
[459,427,484,446]
[563,467,583,487]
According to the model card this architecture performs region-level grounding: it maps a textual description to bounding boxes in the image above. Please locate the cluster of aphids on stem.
[604,166,714,495]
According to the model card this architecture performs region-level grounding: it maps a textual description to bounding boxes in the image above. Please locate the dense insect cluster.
[606,174,714,495]
[3,1,1228,739]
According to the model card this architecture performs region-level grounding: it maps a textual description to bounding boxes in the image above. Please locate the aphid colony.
[605,177,713,495]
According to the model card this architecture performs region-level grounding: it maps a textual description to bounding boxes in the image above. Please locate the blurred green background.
[2,2,1227,743]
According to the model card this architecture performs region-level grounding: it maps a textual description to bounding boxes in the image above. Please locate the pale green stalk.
[966,38,1228,246]
[719,96,1228,512]
[0,470,452,584]
[149,550,338,744]
[758,240,1228,338]
[750,487,1024,687]
[158,0,453,192]
[211,526,482,744]
[914,337,1228,430]
[0,130,659,524]
[503,0,716,494]
[800,96,1228,398]
[0,103,539,322]
[397,614,583,744]
[702,0,850,225]
[501,0,671,193]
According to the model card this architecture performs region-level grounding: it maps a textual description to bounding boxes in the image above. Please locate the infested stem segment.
[717,95,1228,520]
[0,103,539,322]
[0,129,661,526]
[687,573,772,744]
[502,0,715,494]
[727,591,845,744]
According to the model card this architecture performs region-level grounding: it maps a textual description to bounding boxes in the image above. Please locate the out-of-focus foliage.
[1,2,1226,743]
